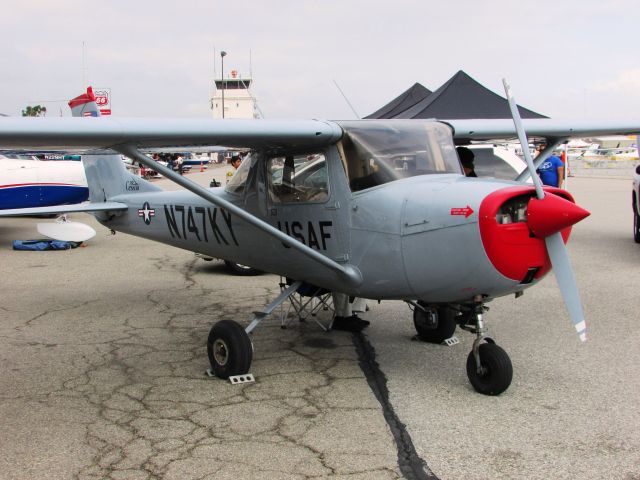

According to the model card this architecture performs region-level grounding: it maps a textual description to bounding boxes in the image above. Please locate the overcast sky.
[1,0,639,121]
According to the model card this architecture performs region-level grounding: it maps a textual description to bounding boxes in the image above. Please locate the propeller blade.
[502,78,546,200]
[545,232,587,342]
[502,79,587,342]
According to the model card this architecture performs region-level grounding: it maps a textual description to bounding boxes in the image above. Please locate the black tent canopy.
[367,70,547,120]
[364,82,432,119]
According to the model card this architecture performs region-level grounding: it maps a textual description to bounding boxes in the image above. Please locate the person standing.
[175,154,184,176]
[536,145,564,187]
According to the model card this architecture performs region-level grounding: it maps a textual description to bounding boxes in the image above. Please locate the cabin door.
[264,150,350,267]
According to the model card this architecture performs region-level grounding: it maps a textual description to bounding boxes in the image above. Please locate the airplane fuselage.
[103,172,553,305]
[0,156,88,209]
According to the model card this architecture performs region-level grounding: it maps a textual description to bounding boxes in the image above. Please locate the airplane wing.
[1,115,637,289]
[2,117,640,150]
[0,201,127,217]
[447,118,640,142]
[0,117,343,151]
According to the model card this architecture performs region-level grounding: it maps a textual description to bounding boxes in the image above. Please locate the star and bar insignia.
[138,202,155,225]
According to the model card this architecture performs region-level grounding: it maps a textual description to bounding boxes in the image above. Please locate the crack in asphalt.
[2,253,406,479]
[352,331,439,480]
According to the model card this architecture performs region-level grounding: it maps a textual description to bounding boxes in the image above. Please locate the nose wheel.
[466,342,512,395]
[463,301,513,395]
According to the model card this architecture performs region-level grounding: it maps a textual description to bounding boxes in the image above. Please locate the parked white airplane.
[0,153,88,210]
[0,87,98,210]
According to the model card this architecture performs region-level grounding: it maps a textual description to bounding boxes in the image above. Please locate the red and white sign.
[450,205,474,218]
[94,88,111,115]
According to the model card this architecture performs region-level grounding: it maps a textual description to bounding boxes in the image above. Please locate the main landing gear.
[206,281,303,379]
[207,320,253,378]
[411,298,513,395]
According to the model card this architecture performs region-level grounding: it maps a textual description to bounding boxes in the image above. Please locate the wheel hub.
[213,338,229,366]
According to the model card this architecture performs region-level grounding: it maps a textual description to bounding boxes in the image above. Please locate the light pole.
[220,51,227,119]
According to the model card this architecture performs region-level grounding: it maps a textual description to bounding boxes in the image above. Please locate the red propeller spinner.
[526,190,590,238]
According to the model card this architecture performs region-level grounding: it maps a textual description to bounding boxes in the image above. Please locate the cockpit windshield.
[336,120,461,191]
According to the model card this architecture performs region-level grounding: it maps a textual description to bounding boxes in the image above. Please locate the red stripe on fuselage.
[0,183,81,189]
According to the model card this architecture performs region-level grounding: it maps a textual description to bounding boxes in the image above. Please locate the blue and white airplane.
[0,88,98,210]
[0,154,88,209]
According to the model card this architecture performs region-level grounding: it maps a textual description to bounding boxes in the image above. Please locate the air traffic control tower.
[210,70,258,119]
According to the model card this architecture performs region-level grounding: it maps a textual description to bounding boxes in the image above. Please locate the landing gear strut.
[206,281,303,379]
[411,298,514,395]
[463,300,512,395]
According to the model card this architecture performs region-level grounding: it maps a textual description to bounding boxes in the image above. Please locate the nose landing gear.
[462,301,513,395]
[466,342,512,395]
[410,297,514,395]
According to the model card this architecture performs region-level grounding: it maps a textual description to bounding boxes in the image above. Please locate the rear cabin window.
[336,120,461,192]
[268,153,329,204]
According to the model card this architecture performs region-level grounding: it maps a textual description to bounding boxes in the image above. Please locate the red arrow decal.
[450,205,474,219]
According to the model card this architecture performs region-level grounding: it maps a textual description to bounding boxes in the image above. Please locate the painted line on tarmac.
[352,331,439,480]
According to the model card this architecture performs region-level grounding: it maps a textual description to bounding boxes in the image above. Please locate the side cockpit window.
[268,153,329,204]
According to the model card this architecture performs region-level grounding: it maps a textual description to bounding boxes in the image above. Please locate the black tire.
[207,320,253,379]
[224,260,262,276]
[634,207,640,243]
[466,343,513,396]
[413,305,456,343]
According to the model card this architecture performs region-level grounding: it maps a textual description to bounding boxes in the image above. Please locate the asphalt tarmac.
[1,170,638,479]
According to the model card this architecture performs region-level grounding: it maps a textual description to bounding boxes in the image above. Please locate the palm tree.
[21,105,47,117]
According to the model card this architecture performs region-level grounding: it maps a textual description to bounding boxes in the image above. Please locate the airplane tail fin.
[68,86,162,202]
[68,87,101,117]
[81,154,161,202]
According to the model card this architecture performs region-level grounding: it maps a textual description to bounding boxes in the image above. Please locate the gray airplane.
[1,85,638,395]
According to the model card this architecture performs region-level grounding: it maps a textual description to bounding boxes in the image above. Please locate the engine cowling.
[478,186,589,283]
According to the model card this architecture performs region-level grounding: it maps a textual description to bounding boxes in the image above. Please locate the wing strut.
[115,144,362,287]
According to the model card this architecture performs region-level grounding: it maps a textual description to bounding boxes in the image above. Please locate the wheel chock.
[205,370,256,384]
[229,374,255,384]
[443,336,460,347]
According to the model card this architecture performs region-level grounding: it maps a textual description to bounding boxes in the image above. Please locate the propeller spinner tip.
[527,193,590,238]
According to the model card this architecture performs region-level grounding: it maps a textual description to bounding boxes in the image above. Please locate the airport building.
[210,70,258,119]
